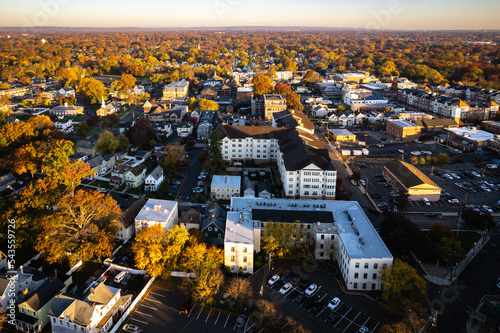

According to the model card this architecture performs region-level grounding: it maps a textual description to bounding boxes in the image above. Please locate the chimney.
[64,102,68,107]
[154,205,161,210]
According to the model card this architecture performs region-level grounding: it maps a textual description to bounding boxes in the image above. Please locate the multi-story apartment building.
[224,197,393,291]
[134,199,178,234]
[162,80,189,99]
[220,125,336,200]
[251,94,287,120]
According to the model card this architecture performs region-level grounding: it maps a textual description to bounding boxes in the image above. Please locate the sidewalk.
[412,233,490,286]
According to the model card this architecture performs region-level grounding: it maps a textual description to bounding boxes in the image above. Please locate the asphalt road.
[175,146,203,203]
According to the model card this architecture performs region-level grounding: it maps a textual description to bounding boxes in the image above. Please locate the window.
[372,284,377,290]
[364,263,369,269]
[218,234,221,238]
[374,263,378,269]
[231,247,235,252]
[331,235,335,240]
[320,244,324,249]
[354,273,358,278]
[362,283,367,289]
[320,252,324,257]
[383,263,387,269]
[243,247,247,253]
[204,233,208,237]
[353,283,358,289]
[231,256,235,262]
[363,273,368,279]
[243,256,247,262]
[373,273,377,279]
[355,262,360,268]
[208,227,212,231]
[214,227,218,232]
[321,235,324,240]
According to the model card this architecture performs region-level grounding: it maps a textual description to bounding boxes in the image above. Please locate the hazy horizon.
[1,0,500,31]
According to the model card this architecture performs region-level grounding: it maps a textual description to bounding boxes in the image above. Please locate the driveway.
[176,146,202,203]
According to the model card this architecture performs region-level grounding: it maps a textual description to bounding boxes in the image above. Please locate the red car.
[180,300,193,315]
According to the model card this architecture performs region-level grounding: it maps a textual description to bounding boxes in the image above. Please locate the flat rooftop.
[135,199,177,222]
[212,175,241,188]
[389,119,420,127]
[166,81,188,88]
[447,127,494,141]
[225,211,253,244]
[229,197,392,260]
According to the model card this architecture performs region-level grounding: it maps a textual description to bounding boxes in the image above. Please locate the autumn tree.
[380,259,429,311]
[199,98,219,111]
[112,73,136,94]
[253,74,273,97]
[133,224,190,277]
[225,278,253,307]
[181,242,224,304]
[437,153,449,164]
[36,189,120,264]
[303,70,321,84]
[125,117,155,147]
[95,130,119,155]
[429,221,453,242]
[262,221,311,258]
[159,143,186,176]
[117,133,130,151]
[77,77,107,105]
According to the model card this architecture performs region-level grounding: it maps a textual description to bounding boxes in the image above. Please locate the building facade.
[134,199,178,234]
[386,119,422,142]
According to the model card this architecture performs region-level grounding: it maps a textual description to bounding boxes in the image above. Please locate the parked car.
[235,314,247,328]
[297,280,309,292]
[357,326,369,333]
[448,199,461,206]
[293,294,305,303]
[310,302,323,314]
[279,283,293,294]
[123,324,142,333]
[291,275,301,285]
[326,312,341,324]
[305,283,318,296]
[272,280,285,290]
[283,272,296,282]
[327,297,341,311]
[268,274,280,286]
[422,198,430,206]
[482,205,493,213]
[359,179,366,186]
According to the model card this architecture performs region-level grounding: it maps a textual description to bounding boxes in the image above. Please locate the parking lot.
[256,260,393,333]
[124,279,252,333]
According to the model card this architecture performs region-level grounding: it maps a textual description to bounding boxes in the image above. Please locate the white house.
[197,121,212,140]
[134,199,178,234]
[312,105,329,118]
[57,87,75,98]
[225,197,393,291]
[144,165,164,192]
[177,122,193,138]
[211,175,241,200]
[48,283,132,333]
[54,118,73,134]
[117,198,146,242]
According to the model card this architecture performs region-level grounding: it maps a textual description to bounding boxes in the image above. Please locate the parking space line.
[187,304,196,317]
[335,307,351,328]
[135,311,153,317]
[150,292,166,298]
[205,308,212,323]
[196,305,204,320]
[224,313,231,328]
[244,321,256,333]
[316,306,328,317]
[372,321,381,332]
[130,318,148,324]
[362,317,370,326]
[319,293,328,302]
[140,304,157,310]
[281,321,290,330]
[343,311,361,332]
[214,311,221,325]
[145,298,162,304]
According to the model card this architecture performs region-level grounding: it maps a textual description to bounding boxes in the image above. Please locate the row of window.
[354,262,387,270]
[354,272,378,280]
[230,247,248,252]
[230,256,248,262]
[353,282,377,290]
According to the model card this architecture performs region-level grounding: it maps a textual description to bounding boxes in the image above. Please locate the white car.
[268,274,280,286]
[359,179,366,186]
[304,283,318,296]
[482,205,493,213]
[279,283,293,294]
[410,151,421,156]
[123,324,142,333]
[398,149,405,154]
[422,198,430,206]
[327,297,341,311]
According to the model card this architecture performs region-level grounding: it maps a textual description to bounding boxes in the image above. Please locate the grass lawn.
[456,231,481,251]
[87,126,103,137]
[93,180,112,189]
[413,231,481,264]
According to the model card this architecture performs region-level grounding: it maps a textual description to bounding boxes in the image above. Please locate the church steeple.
[101,96,105,108]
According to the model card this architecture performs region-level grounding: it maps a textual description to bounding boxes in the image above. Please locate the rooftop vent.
[154,205,161,211]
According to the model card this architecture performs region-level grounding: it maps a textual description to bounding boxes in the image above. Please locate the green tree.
[95,130,119,155]
[204,131,225,173]
[394,191,410,212]
[262,221,310,258]
[77,77,107,105]
[117,134,130,151]
[199,98,219,111]
[418,157,427,165]
[76,122,89,136]
[380,259,429,311]
[437,237,466,266]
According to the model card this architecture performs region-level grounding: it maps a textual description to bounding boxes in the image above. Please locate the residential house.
[336,112,356,126]
[15,277,71,333]
[48,283,132,333]
[102,154,116,173]
[197,121,211,140]
[312,105,329,118]
[200,86,217,100]
[201,204,227,245]
[134,199,178,233]
[200,110,220,123]
[144,165,164,192]
[329,129,357,142]
[216,84,231,100]
[0,267,50,312]
[179,208,201,230]
[242,176,255,198]
[0,173,16,192]
[211,175,241,200]
[110,165,130,187]
[75,140,96,156]
[117,198,147,242]
[54,118,73,134]
[257,181,271,199]
[57,87,75,98]
[124,164,147,188]
[174,122,191,138]
[85,156,105,180]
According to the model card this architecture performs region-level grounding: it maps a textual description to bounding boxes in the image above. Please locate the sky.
[1,0,500,30]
